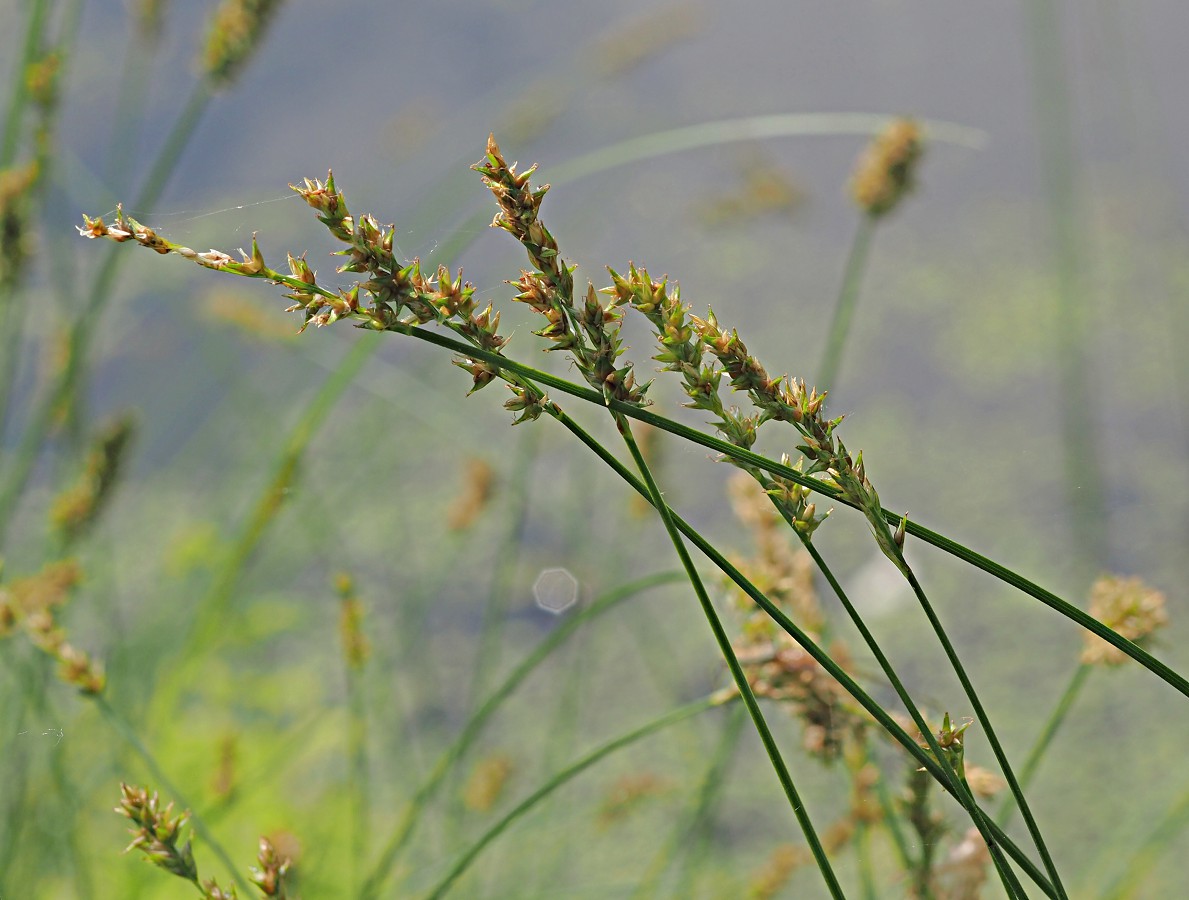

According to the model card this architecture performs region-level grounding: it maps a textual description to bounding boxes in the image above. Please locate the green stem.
[420,694,725,900]
[0,0,84,458]
[817,215,875,392]
[380,323,1187,696]
[615,413,844,898]
[147,332,380,728]
[0,81,214,541]
[871,763,913,875]
[549,406,1054,897]
[998,663,1092,827]
[346,659,369,896]
[95,695,253,896]
[855,814,878,900]
[1023,0,1108,567]
[360,570,686,898]
[1098,779,1189,900]
[105,15,161,192]
[647,703,748,899]
[899,563,1067,898]
[464,424,541,713]
[0,0,46,167]
[791,527,1022,893]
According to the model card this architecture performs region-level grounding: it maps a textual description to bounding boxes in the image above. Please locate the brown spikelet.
[850,118,924,218]
[1080,574,1168,666]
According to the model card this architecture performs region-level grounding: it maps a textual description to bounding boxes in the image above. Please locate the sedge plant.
[74,128,1187,897]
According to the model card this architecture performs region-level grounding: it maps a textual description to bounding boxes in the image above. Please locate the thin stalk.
[615,412,844,897]
[548,113,985,184]
[105,15,163,193]
[871,762,913,874]
[790,523,1022,894]
[382,323,1187,696]
[998,663,1091,827]
[817,215,876,391]
[659,704,748,899]
[0,0,46,167]
[1022,0,1108,567]
[95,695,253,897]
[346,655,369,895]
[0,0,45,432]
[899,563,1067,898]
[360,570,686,898]
[1098,780,1189,900]
[549,405,1052,897]
[855,815,878,900]
[0,650,47,882]
[464,423,541,713]
[0,81,214,541]
[420,694,725,900]
[147,332,380,728]
[0,0,84,447]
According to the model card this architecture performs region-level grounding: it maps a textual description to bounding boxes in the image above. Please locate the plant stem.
[549,405,1055,897]
[791,528,1022,893]
[464,424,541,713]
[642,703,748,898]
[146,332,380,729]
[817,215,875,392]
[872,762,913,874]
[899,563,1067,898]
[998,663,1091,827]
[1097,779,1189,900]
[360,570,686,898]
[420,694,725,900]
[0,79,214,542]
[381,323,1187,695]
[95,695,252,896]
[346,652,369,895]
[1023,0,1108,568]
[614,413,845,898]
[0,0,46,167]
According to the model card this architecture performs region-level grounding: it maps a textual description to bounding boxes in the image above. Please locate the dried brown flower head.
[597,771,671,827]
[50,414,136,543]
[463,753,514,813]
[335,573,370,670]
[963,764,1006,800]
[748,843,811,900]
[447,457,496,530]
[202,0,285,87]
[1080,574,1168,666]
[850,118,924,218]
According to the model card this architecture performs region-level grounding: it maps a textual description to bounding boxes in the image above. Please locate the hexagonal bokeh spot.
[533,567,578,614]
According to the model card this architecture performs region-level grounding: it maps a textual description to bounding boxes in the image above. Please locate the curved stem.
[998,663,1092,827]
[615,413,844,898]
[791,534,1023,894]
[550,406,1055,897]
[899,563,1067,898]
[95,695,252,896]
[146,332,381,727]
[421,694,725,900]
[380,323,1188,697]
[1098,779,1189,900]
[817,215,875,392]
[360,570,687,898]
[0,81,214,541]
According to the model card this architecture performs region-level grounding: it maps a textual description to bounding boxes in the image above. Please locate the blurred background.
[2,0,1188,896]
